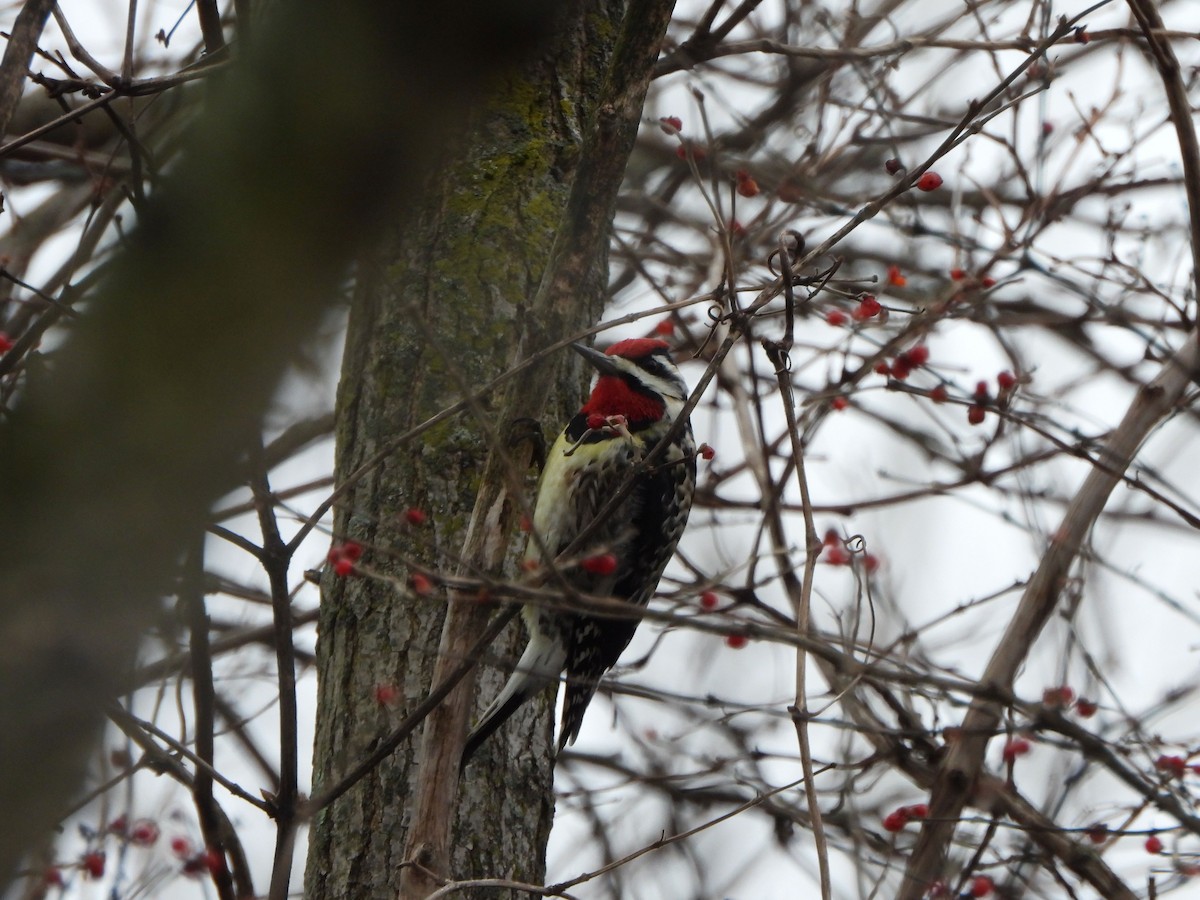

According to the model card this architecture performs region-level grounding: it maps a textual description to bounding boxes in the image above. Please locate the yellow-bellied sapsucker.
[463,338,696,763]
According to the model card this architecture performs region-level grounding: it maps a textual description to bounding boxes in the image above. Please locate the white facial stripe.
[610,355,688,402]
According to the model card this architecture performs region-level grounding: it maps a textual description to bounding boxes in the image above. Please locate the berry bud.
[659,116,683,134]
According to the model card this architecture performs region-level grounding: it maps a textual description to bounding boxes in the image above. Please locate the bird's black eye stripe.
[634,354,675,382]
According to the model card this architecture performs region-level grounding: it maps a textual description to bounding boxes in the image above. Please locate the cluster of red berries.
[967,371,1021,425]
[1043,684,1099,717]
[820,530,880,572]
[875,344,929,380]
[826,293,890,327]
[882,801,929,832]
[949,269,997,289]
[1155,753,1200,780]
[327,540,364,577]
[66,820,224,884]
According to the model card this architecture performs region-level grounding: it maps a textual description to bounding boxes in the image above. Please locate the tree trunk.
[305,4,637,897]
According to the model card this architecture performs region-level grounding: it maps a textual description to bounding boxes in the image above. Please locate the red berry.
[1042,685,1074,707]
[735,170,760,198]
[825,310,847,326]
[410,572,433,595]
[404,507,427,526]
[108,814,128,836]
[887,264,907,287]
[1042,120,1055,136]
[1002,737,1031,762]
[863,553,881,573]
[728,218,745,237]
[1086,824,1108,844]
[831,396,849,411]
[980,276,997,288]
[997,370,1017,391]
[699,443,715,460]
[970,875,994,897]
[1074,26,1089,44]
[725,633,748,649]
[824,546,850,566]
[130,819,160,846]
[906,345,929,366]
[82,851,105,879]
[930,385,949,403]
[700,591,719,610]
[659,116,682,134]
[170,836,191,858]
[916,171,943,192]
[884,158,903,175]
[823,528,839,546]
[890,358,911,380]
[882,809,909,832]
[587,413,607,430]
[949,268,967,281]
[0,332,12,353]
[333,557,355,577]
[653,319,674,336]
[1156,754,1188,779]
[974,380,990,401]
[374,682,399,706]
[874,361,891,375]
[1146,835,1164,854]
[854,294,881,320]
[967,404,986,425]
[906,803,929,819]
[1075,697,1098,717]
[44,866,64,887]
[581,553,618,575]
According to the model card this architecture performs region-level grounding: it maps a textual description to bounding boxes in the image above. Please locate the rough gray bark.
[305,4,643,898]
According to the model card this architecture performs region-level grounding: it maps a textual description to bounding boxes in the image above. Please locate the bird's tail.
[461,630,565,768]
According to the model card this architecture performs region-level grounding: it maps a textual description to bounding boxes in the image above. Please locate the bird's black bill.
[571,342,623,377]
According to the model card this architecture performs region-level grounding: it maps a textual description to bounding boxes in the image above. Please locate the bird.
[462,337,696,764]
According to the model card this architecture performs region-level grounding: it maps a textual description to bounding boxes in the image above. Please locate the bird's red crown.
[604,338,669,359]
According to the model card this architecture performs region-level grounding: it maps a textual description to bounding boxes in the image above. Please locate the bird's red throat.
[581,376,665,423]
